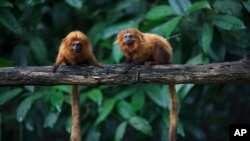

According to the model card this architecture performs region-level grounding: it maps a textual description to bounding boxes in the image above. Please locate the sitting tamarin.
[52,30,103,141]
[115,28,178,141]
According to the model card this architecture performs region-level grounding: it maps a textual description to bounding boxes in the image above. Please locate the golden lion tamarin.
[115,28,178,141]
[52,30,103,141]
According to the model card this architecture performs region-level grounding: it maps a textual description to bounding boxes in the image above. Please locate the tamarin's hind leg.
[153,42,171,64]
[144,42,171,68]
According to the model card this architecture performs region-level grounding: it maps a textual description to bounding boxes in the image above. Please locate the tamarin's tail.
[71,85,81,141]
[168,84,178,141]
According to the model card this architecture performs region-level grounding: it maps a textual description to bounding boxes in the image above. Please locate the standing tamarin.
[115,28,178,141]
[52,30,103,141]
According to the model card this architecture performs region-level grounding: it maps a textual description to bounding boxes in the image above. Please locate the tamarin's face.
[123,32,134,45]
[71,40,82,53]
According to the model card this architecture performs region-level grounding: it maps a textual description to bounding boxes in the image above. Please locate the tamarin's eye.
[124,33,133,39]
[71,41,82,53]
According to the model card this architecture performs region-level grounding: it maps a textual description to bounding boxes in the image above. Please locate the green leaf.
[65,117,72,133]
[0,9,22,36]
[116,100,135,119]
[65,0,83,9]
[186,53,209,64]
[88,22,106,46]
[0,1,13,7]
[243,1,250,13]
[94,98,116,126]
[151,16,182,37]
[26,0,45,6]
[44,111,60,128]
[0,58,14,67]
[145,5,175,20]
[86,128,101,141]
[211,14,245,30]
[201,23,213,55]
[144,85,168,108]
[87,89,103,106]
[53,85,71,93]
[187,1,211,13]
[50,90,64,112]
[213,0,242,16]
[103,21,138,39]
[168,0,191,15]
[177,120,185,137]
[112,44,124,63]
[114,86,137,101]
[16,93,42,122]
[178,84,194,100]
[131,90,145,112]
[129,116,153,136]
[0,88,22,105]
[115,122,127,141]
[30,37,48,65]
[208,43,226,62]
[24,86,35,93]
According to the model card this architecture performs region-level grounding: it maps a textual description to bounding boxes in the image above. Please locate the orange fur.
[52,30,103,141]
[53,30,103,71]
[115,28,178,141]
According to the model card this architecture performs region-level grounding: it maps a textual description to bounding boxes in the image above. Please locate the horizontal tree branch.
[0,57,250,86]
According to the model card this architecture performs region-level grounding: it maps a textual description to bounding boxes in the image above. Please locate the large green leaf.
[114,86,137,101]
[44,111,60,128]
[144,85,168,109]
[0,1,13,7]
[201,23,213,55]
[30,37,48,65]
[26,0,45,6]
[88,22,107,46]
[16,93,43,122]
[213,0,242,16]
[131,90,145,112]
[112,44,124,63]
[145,5,175,20]
[0,58,14,67]
[103,21,138,39]
[65,0,83,9]
[151,16,182,37]
[116,100,135,119]
[187,1,211,13]
[0,9,22,36]
[243,1,250,13]
[211,14,245,30]
[115,122,127,141]
[128,116,153,136]
[168,0,191,15]
[186,53,210,64]
[50,90,64,112]
[94,98,116,126]
[0,88,22,105]
[87,89,103,106]
[86,128,101,141]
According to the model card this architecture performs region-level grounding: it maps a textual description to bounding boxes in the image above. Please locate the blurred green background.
[0,0,250,141]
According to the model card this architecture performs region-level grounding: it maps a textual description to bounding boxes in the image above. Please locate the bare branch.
[0,57,250,86]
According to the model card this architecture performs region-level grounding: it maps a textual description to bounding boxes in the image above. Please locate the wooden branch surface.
[0,57,250,86]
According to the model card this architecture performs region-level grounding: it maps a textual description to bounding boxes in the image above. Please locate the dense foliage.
[0,0,250,141]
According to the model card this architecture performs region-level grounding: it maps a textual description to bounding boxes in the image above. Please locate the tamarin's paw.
[52,64,58,73]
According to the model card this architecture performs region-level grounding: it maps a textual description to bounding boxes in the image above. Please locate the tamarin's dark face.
[71,40,82,53]
[123,32,134,45]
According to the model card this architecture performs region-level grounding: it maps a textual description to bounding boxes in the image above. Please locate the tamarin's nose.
[124,33,133,44]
